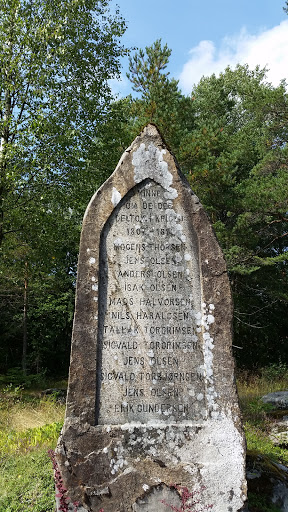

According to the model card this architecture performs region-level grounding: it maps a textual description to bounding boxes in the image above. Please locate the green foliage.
[87,96,137,185]
[0,449,55,511]
[179,65,288,368]
[127,39,173,98]
[237,367,288,409]
[0,383,24,424]
[245,423,288,465]
[0,421,62,456]
[0,253,75,374]
[238,369,288,511]
[0,368,48,387]
[243,399,274,425]
[261,363,288,382]
[248,492,282,512]
[0,0,128,376]
[0,0,127,244]
[238,371,288,467]
[126,40,192,150]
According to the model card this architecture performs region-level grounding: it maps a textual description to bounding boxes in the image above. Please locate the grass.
[237,364,288,413]
[0,449,56,512]
[0,383,66,512]
[237,367,288,465]
[0,387,65,432]
[237,366,288,512]
[0,367,288,511]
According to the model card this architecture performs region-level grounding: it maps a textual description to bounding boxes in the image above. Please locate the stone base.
[56,416,246,512]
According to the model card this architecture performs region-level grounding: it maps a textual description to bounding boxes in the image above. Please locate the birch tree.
[0,0,126,247]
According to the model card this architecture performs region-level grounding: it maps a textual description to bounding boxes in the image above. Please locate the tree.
[179,65,288,368]
[127,39,177,102]
[126,39,194,150]
[0,0,127,376]
[0,0,127,247]
[181,66,288,268]
[128,46,288,368]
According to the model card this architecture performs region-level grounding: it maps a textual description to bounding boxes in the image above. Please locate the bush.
[261,363,288,382]
[0,368,48,388]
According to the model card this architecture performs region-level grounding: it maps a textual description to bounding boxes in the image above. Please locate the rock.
[269,422,288,447]
[262,392,288,410]
[246,452,288,512]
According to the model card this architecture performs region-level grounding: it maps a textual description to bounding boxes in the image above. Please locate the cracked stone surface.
[56,124,247,512]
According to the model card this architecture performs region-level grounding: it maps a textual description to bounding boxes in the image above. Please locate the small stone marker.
[56,125,247,512]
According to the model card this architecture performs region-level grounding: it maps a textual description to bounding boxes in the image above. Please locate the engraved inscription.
[97,180,206,424]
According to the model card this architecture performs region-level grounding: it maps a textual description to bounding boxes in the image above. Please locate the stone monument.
[56,124,247,512]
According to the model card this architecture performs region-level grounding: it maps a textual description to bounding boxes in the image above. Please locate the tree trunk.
[22,261,28,375]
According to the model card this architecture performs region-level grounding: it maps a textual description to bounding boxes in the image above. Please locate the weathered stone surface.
[56,124,246,511]
[246,452,288,512]
[269,416,288,447]
[262,392,288,410]
[270,431,288,446]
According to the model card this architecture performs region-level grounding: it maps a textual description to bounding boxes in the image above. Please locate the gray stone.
[56,124,246,512]
[270,428,288,446]
[262,391,288,409]
[132,484,181,511]
[271,432,288,446]
[246,453,288,512]
[272,482,288,512]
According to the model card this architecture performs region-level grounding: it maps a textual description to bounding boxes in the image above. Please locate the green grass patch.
[0,384,65,432]
[0,449,55,512]
[0,422,62,456]
[237,370,288,466]
[244,422,288,466]
[0,383,65,511]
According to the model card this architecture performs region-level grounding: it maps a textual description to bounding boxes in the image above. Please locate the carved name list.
[97,180,212,424]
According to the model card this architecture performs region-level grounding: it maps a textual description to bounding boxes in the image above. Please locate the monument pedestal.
[57,420,246,511]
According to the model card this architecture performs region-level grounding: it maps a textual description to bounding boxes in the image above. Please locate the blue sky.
[110,0,288,96]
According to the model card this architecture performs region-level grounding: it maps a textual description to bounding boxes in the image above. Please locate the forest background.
[0,0,287,382]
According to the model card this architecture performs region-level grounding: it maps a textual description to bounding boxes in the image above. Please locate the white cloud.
[179,20,288,94]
